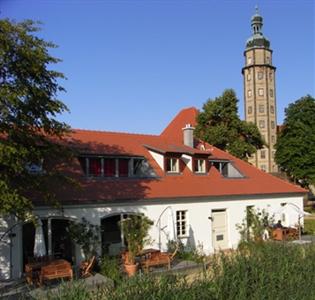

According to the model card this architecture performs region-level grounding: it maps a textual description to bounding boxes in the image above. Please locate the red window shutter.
[89,158,101,176]
[119,159,129,177]
[104,159,115,177]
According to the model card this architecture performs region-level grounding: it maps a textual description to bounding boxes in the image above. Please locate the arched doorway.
[22,217,75,269]
[51,219,74,263]
[101,213,140,256]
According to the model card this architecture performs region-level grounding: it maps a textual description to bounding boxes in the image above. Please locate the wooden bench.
[272,227,298,241]
[40,259,73,285]
[141,251,171,273]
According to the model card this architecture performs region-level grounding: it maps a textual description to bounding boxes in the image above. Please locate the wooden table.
[25,259,73,286]
[40,259,73,285]
[25,261,48,285]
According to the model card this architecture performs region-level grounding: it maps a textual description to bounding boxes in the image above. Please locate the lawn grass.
[44,242,315,300]
[304,218,315,235]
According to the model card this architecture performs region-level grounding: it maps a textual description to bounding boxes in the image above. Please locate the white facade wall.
[1,194,304,280]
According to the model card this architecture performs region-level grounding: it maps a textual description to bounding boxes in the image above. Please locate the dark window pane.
[78,157,87,175]
[119,159,129,177]
[104,159,115,177]
[89,158,101,176]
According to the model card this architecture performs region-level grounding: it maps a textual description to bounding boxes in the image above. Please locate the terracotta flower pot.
[124,263,138,277]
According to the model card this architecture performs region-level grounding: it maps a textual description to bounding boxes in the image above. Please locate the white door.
[212,210,228,250]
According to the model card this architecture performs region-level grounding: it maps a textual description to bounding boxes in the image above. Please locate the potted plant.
[119,214,153,276]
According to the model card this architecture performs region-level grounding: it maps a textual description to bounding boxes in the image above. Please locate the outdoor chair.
[79,255,96,278]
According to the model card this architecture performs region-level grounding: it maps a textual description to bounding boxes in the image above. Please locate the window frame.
[79,156,154,178]
[194,159,206,174]
[165,157,180,173]
[259,120,265,128]
[176,210,188,238]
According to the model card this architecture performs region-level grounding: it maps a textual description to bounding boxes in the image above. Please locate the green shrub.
[303,218,315,234]
[42,243,315,300]
[45,280,90,300]
[168,240,205,263]
[99,255,123,285]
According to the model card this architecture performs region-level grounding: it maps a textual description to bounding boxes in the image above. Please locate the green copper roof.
[246,6,270,49]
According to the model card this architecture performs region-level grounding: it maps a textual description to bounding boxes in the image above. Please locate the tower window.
[247,74,251,81]
[248,90,252,97]
[258,72,263,80]
[271,136,275,144]
[260,150,266,159]
[266,56,270,64]
[248,106,253,114]
[247,57,252,65]
[258,88,264,96]
[270,105,274,114]
[269,72,273,81]
[271,121,275,129]
[259,120,265,128]
[270,89,274,97]
[259,105,265,113]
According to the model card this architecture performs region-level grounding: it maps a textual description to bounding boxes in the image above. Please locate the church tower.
[242,7,277,173]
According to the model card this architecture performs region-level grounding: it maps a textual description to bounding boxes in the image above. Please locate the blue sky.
[2,0,314,134]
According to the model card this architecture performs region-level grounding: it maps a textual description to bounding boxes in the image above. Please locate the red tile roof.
[53,107,305,204]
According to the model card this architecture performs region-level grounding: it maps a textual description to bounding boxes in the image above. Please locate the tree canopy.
[275,95,315,188]
[195,89,264,160]
[0,19,71,221]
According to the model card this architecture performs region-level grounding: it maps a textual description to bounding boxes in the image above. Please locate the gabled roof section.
[160,107,198,143]
[43,106,306,205]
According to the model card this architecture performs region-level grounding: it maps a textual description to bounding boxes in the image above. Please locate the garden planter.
[124,263,138,277]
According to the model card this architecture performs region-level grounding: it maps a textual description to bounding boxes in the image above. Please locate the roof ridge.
[72,128,159,137]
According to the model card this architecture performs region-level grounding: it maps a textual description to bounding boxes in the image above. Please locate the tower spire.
[251,6,263,34]
[246,7,270,49]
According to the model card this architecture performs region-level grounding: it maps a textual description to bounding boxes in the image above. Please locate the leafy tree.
[195,89,264,159]
[67,218,100,259]
[0,19,71,221]
[275,95,315,187]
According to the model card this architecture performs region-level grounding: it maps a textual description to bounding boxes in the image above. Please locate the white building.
[0,107,306,280]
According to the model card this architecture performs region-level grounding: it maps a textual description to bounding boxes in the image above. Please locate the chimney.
[182,124,195,148]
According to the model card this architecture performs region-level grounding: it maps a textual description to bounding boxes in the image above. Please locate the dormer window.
[89,158,102,176]
[79,156,156,178]
[104,158,115,177]
[194,159,206,173]
[166,158,179,173]
[210,160,243,178]
[118,158,129,177]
